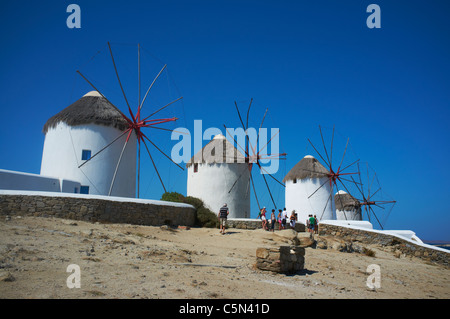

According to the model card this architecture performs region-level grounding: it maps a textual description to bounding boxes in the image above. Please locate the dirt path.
[0,216,448,299]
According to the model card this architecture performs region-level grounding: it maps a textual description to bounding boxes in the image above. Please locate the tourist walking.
[218,203,229,234]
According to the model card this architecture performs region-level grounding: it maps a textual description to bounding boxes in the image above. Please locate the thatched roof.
[335,190,361,211]
[283,155,329,183]
[43,91,128,133]
[186,134,246,167]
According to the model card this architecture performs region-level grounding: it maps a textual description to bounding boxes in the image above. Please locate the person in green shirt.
[308,214,315,234]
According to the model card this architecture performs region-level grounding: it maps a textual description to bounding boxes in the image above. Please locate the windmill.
[303,125,361,221]
[74,42,184,197]
[223,99,287,212]
[350,162,397,229]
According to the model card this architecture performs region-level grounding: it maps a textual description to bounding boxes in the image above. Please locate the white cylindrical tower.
[40,91,136,197]
[335,190,362,221]
[283,155,335,225]
[186,134,250,218]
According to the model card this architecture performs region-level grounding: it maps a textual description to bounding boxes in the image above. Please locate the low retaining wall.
[227,218,305,232]
[0,191,196,227]
[227,218,261,230]
[319,222,449,267]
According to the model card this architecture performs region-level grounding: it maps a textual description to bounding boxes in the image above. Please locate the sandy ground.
[0,216,449,299]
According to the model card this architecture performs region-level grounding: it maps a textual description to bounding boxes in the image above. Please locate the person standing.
[260,207,267,230]
[281,208,288,230]
[270,209,276,232]
[290,210,296,229]
[314,215,319,234]
[277,209,282,230]
[218,203,229,234]
[308,214,316,235]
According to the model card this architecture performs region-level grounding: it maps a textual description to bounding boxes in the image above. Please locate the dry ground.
[0,216,449,299]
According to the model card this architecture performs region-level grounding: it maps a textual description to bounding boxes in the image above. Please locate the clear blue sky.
[0,1,449,241]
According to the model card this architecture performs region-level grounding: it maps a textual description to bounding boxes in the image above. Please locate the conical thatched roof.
[283,155,329,183]
[335,190,361,211]
[43,91,128,133]
[186,134,246,167]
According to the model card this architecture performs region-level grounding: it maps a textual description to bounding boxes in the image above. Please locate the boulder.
[273,230,315,247]
[273,229,300,245]
[297,232,315,247]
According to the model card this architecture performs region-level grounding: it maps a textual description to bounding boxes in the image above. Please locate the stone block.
[256,245,305,273]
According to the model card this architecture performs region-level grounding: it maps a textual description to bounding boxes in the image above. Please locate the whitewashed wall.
[336,208,362,221]
[0,169,80,193]
[285,177,335,225]
[40,122,136,198]
[187,163,250,218]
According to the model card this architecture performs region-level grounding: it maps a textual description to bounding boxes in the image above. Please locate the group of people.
[258,207,317,232]
[258,207,318,233]
[218,203,319,234]
[259,207,292,232]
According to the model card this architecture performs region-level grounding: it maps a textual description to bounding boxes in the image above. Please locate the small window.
[80,186,89,194]
[194,163,198,173]
[293,179,297,184]
[81,150,91,161]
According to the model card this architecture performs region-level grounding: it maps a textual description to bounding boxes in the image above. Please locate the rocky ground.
[0,216,449,299]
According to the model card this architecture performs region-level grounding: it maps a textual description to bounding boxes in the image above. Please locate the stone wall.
[227,218,305,232]
[318,223,449,267]
[227,218,261,230]
[0,193,196,227]
[256,246,305,273]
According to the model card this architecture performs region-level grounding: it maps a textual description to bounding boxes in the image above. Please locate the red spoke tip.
[142,121,172,127]
[143,117,178,125]
[145,118,167,122]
